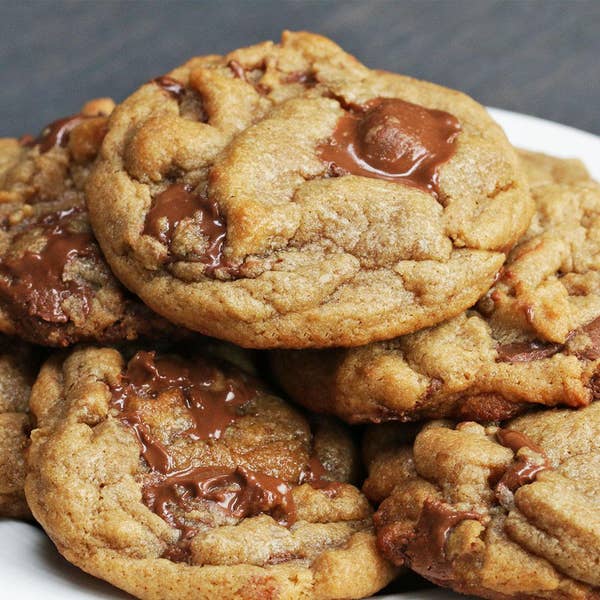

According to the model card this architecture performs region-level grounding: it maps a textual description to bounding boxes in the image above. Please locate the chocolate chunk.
[144,465,295,532]
[495,429,550,493]
[283,71,317,86]
[496,429,544,455]
[37,115,86,153]
[111,350,257,446]
[227,60,247,81]
[145,464,295,562]
[404,500,481,584]
[143,184,228,273]
[299,455,341,494]
[152,75,186,100]
[578,316,600,360]
[318,97,461,196]
[496,456,549,493]
[496,340,562,362]
[143,184,201,246]
[227,59,269,95]
[0,207,95,323]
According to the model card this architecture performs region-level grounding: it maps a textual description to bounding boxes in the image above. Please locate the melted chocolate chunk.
[404,500,481,584]
[496,340,562,362]
[143,184,201,246]
[578,316,600,360]
[144,465,295,535]
[299,455,341,494]
[0,207,95,323]
[227,60,247,81]
[111,350,256,444]
[37,114,86,153]
[495,429,550,493]
[496,429,544,455]
[283,71,318,86]
[227,59,269,95]
[318,97,461,196]
[143,184,228,274]
[152,75,186,100]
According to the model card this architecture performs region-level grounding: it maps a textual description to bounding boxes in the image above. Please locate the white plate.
[1,108,598,600]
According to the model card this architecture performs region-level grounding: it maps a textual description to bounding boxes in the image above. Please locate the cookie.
[87,31,531,348]
[517,148,591,187]
[363,402,600,599]
[0,336,40,518]
[25,345,395,599]
[0,100,182,347]
[270,155,599,422]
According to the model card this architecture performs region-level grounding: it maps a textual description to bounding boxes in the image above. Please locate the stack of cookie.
[1,31,598,600]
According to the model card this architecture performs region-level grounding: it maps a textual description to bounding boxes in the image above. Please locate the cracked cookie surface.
[0,336,40,518]
[87,31,531,348]
[364,402,600,599]
[25,344,394,600]
[271,152,599,421]
[0,99,179,347]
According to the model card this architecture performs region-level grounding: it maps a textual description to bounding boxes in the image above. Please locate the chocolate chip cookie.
[364,402,600,599]
[87,31,531,348]
[25,345,395,599]
[0,100,180,347]
[0,336,40,518]
[271,153,599,422]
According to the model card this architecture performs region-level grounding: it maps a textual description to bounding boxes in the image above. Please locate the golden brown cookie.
[87,31,531,349]
[271,154,599,422]
[26,345,395,599]
[0,336,40,518]
[0,100,180,347]
[364,402,600,599]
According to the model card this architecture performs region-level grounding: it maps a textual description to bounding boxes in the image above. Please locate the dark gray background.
[1,0,599,137]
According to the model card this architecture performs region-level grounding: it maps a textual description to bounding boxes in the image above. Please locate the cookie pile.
[1,31,598,600]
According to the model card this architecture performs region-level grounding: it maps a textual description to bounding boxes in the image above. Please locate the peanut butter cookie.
[0,100,179,346]
[26,345,394,599]
[364,402,600,599]
[87,31,531,348]
[271,153,599,422]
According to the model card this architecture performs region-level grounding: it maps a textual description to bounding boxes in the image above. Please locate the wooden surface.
[1,0,599,137]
